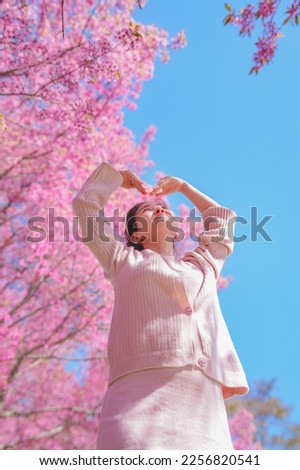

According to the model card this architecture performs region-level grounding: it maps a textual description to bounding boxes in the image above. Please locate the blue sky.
[123,1,300,428]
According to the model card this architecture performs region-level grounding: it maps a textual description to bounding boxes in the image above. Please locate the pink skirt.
[96,365,234,450]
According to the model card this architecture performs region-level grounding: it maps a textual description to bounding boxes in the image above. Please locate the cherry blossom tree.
[0,0,187,449]
[0,0,257,450]
[227,379,300,449]
[229,408,262,449]
[224,1,300,74]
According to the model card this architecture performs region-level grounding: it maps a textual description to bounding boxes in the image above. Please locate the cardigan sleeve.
[72,161,127,281]
[193,205,237,280]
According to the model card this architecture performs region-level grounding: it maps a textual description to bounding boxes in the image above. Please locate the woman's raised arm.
[72,162,147,281]
[179,182,236,280]
[193,204,237,280]
[150,175,236,280]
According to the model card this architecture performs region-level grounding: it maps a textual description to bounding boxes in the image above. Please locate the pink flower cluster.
[258,0,278,18]
[170,30,187,50]
[224,1,300,73]
[231,4,256,36]
[229,408,262,449]
[116,25,143,49]
[285,0,300,20]
[252,20,280,73]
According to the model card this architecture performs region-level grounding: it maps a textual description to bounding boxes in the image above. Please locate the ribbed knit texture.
[72,162,249,399]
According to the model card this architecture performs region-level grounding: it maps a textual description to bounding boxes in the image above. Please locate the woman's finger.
[137,182,148,194]
[131,176,148,194]
[150,187,164,196]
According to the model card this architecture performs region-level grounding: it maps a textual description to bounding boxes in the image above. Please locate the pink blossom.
[141,125,157,144]
[170,30,187,50]
[238,5,256,37]
[252,20,279,73]
[224,1,297,73]
[258,0,278,19]
[229,408,262,449]
[285,0,300,20]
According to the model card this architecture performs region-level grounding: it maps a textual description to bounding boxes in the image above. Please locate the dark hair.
[124,199,178,257]
[125,201,145,252]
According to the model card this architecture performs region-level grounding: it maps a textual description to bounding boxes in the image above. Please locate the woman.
[72,161,249,450]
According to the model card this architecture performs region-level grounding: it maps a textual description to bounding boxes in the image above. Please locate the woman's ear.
[130,233,145,244]
[130,233,139,244]
[131,234,147,244]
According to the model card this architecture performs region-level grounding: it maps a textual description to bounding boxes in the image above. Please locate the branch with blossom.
[224,1,300,74]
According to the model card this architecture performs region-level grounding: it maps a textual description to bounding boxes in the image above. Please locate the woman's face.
[131,198,176,244]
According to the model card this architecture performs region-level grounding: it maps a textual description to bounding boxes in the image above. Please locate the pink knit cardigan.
[72,162,249,399]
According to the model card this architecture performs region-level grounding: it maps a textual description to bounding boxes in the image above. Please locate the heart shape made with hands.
[148,176,177,197]
[133,178,166,196]
[120,169,177,196]
[150,177,167,196]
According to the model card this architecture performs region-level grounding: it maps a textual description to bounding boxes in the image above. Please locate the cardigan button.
[184,307,193,315]
[198,357,206,368]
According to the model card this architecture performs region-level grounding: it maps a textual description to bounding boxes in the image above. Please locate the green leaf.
[282,16,290,25]
[249,66,258,75]
[223,14,233,26]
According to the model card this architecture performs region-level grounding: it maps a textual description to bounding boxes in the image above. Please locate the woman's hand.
[119,169,148,195]
[149,176,185,197]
